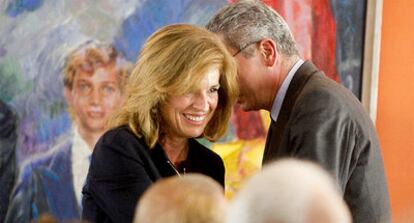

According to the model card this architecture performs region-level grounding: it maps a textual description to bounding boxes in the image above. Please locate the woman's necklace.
[166,160,185,177]
[163,141,188,177]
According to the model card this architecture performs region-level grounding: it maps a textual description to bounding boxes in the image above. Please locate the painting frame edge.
[361,0,383,123]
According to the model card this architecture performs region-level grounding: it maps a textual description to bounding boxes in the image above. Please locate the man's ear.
[259,38,277,67]
[63,87,73,105]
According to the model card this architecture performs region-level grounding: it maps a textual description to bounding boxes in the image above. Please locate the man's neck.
[266,55,301,111]
[77,126,103,151]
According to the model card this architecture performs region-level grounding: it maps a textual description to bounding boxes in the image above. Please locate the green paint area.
[42,100,67,119]
[0,57,32,102]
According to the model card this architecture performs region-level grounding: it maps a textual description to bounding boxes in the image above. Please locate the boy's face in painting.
[64,65,123,134]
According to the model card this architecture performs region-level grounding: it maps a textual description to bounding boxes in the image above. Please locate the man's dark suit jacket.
[0,100,18,222]
[263,61,390,223]
[5,135,81,223]
[82,125,225,223]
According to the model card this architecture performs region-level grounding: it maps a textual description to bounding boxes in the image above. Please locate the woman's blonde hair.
[108,24,238,148]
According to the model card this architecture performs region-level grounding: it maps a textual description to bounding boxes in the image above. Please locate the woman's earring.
[151,108,157,117]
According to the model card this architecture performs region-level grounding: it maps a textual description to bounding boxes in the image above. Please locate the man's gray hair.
[206,0,298,57]
[226,158,351,223]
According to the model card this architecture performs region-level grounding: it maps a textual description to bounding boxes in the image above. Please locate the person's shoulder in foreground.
[134,173,227,223]
[227,158,351,223]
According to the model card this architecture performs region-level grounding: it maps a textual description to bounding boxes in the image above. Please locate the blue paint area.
[31,203,39,221]
[37,111,71,144]
[113,0,226,62]
[330,0,367,98]
[6,0,45,17]
[114,0,184,61]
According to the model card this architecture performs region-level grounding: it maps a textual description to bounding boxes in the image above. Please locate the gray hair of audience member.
[206,0,299,58]
[226,158,352,223]
[134,174,228,223]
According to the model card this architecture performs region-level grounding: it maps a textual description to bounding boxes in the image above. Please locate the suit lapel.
[262,61,319,164]
[37,144,81,220]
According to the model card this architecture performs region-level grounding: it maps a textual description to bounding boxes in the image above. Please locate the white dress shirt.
[71,127,92,207]
[270,59,304,122]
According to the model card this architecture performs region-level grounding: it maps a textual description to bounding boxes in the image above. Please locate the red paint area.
[227,0,340,140]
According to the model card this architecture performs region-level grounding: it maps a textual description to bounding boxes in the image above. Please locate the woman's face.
[160,67,220,139]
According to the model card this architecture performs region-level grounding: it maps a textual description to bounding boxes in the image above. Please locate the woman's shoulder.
[101,125,138,142]
[97,125,147,151]
[189,139,222,162]
[103,125,132,137]
[187,139,225,186]
[92,125,153,168]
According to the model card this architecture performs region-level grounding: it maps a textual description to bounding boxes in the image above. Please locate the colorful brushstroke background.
[0,0,366,204]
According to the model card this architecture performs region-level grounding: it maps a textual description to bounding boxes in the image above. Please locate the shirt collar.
[270,59,304,122]
[71,126,93,162]
[71,126,92,207]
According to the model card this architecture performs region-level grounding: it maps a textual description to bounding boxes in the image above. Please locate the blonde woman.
[82,24,238,223]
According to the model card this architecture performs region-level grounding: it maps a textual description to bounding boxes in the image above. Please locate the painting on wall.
[0,0,370,221]
[0,1,230,221]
